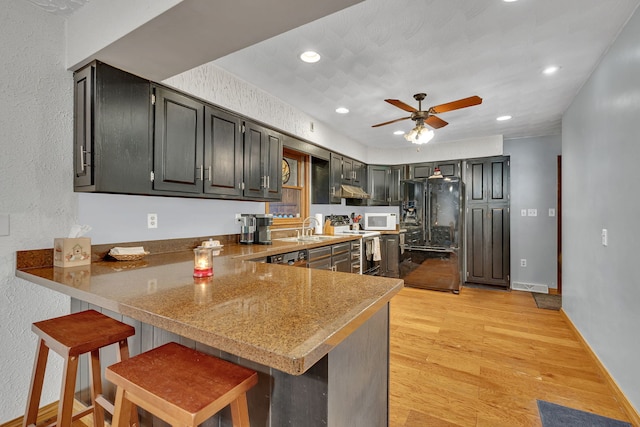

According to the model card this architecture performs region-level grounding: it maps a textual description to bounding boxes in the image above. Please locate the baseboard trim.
[0,401,93,427]
[560,308,640,426]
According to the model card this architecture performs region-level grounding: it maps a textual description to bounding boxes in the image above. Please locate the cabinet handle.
[79,147,89,172]
[205,166,211,182]
[266,175,270,189]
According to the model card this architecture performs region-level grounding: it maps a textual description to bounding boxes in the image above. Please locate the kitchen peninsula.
[16,237,403,426]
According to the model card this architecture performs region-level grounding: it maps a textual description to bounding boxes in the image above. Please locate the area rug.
[532,292,562,310]
[537,400,631,427]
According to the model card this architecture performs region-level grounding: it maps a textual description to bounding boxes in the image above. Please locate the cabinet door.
[464,156,510,287]
[341,157,353,184]
[388,166,403,205]
[333,252,351,273]
[243,122,282,200]
[465,158,509,204]
[381,235,400,277]
[308,258,332,270]
[434,161,460,178]
[409,163,433,180]
[265,130,283,200]
[330,153,343,203]
[368,165,389,206]
[243,122,266,199]
[466,205,510,286]
[153,86,203,194]
[203,106,243,198]
[352,161,366,187]
[74,66,93,188]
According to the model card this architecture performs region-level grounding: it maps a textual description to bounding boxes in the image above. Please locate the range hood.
[340,184,370,199]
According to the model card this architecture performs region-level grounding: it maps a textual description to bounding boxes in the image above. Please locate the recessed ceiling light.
[300,51,321,63]
[497,115,512,121]
[335,107,349,114]
[543,65,560,75]
[503,0,518,2]
[393,130,405,135]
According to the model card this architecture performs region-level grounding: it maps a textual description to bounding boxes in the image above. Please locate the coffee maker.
[238,214,256,244]
[254,214,273,245]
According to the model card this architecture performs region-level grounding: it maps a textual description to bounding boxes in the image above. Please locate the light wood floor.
[389,286,632,426]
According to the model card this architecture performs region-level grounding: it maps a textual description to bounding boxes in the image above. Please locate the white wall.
[562,7,640,411]
[504,135,561,290]
[0,2,75,421]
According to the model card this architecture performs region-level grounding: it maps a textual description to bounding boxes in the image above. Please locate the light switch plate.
[602,229,608,246]
[528,209,537,217]
[0,214,9,236]
[521,209,527,217]
[549,208,556,217]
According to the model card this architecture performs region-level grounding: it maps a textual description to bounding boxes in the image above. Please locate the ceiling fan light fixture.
[404,124,434,145]
[300,51,321,63]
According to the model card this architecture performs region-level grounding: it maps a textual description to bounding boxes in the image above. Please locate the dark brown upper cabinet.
[243,121,283,201]
[204,106,244,198]
[152,85,204,194]
[73,61,151,194]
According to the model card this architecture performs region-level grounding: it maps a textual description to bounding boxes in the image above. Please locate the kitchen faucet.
[299,216,320,239]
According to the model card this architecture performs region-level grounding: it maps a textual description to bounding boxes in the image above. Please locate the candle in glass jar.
[193,247,213,277]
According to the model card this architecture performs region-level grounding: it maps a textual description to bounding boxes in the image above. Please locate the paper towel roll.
[314,213,323,234]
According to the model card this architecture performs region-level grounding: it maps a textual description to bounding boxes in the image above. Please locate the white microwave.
[364,213,397,230]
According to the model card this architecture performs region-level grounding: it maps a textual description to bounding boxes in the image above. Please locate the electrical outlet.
[147,213,158,229]
[520,259,527,267]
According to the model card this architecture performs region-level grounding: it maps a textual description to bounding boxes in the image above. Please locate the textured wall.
[504,135,561,289]
[562,7,640,411]
[164,62,370,161]
[0,1,76,421]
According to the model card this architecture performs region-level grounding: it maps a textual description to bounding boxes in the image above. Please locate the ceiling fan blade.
[425,115,448,129]
[371,116,412,128]
[429,96,482,114]
[385,99,417,113]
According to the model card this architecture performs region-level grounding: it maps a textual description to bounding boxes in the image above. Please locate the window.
[267,149,309,226]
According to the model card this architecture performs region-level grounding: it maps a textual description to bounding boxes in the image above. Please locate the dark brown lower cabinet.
[465,205,510,286]
[380,235,400,278]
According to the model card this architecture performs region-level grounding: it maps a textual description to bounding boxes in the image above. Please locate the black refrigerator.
[400,175,463,293]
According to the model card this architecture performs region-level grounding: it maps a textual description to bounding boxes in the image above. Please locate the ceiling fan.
[372,93,483,142]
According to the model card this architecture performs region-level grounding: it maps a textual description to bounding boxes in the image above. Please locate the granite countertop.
[16,238,403,375]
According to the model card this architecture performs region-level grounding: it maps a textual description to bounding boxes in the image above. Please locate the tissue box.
[54,238,91,267]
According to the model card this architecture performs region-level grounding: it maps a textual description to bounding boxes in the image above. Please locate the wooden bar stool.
[106,342,258,427]
[23,309,136,427]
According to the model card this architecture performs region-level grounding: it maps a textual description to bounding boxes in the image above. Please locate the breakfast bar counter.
[16,242,403,426]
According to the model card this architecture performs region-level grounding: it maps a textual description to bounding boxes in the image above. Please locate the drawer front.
[308,246,332,260]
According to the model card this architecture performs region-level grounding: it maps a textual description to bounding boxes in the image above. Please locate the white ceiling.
[213,0,640,149]
[27,0,640,150]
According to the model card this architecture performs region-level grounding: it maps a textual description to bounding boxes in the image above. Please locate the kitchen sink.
[276,235,341,242]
